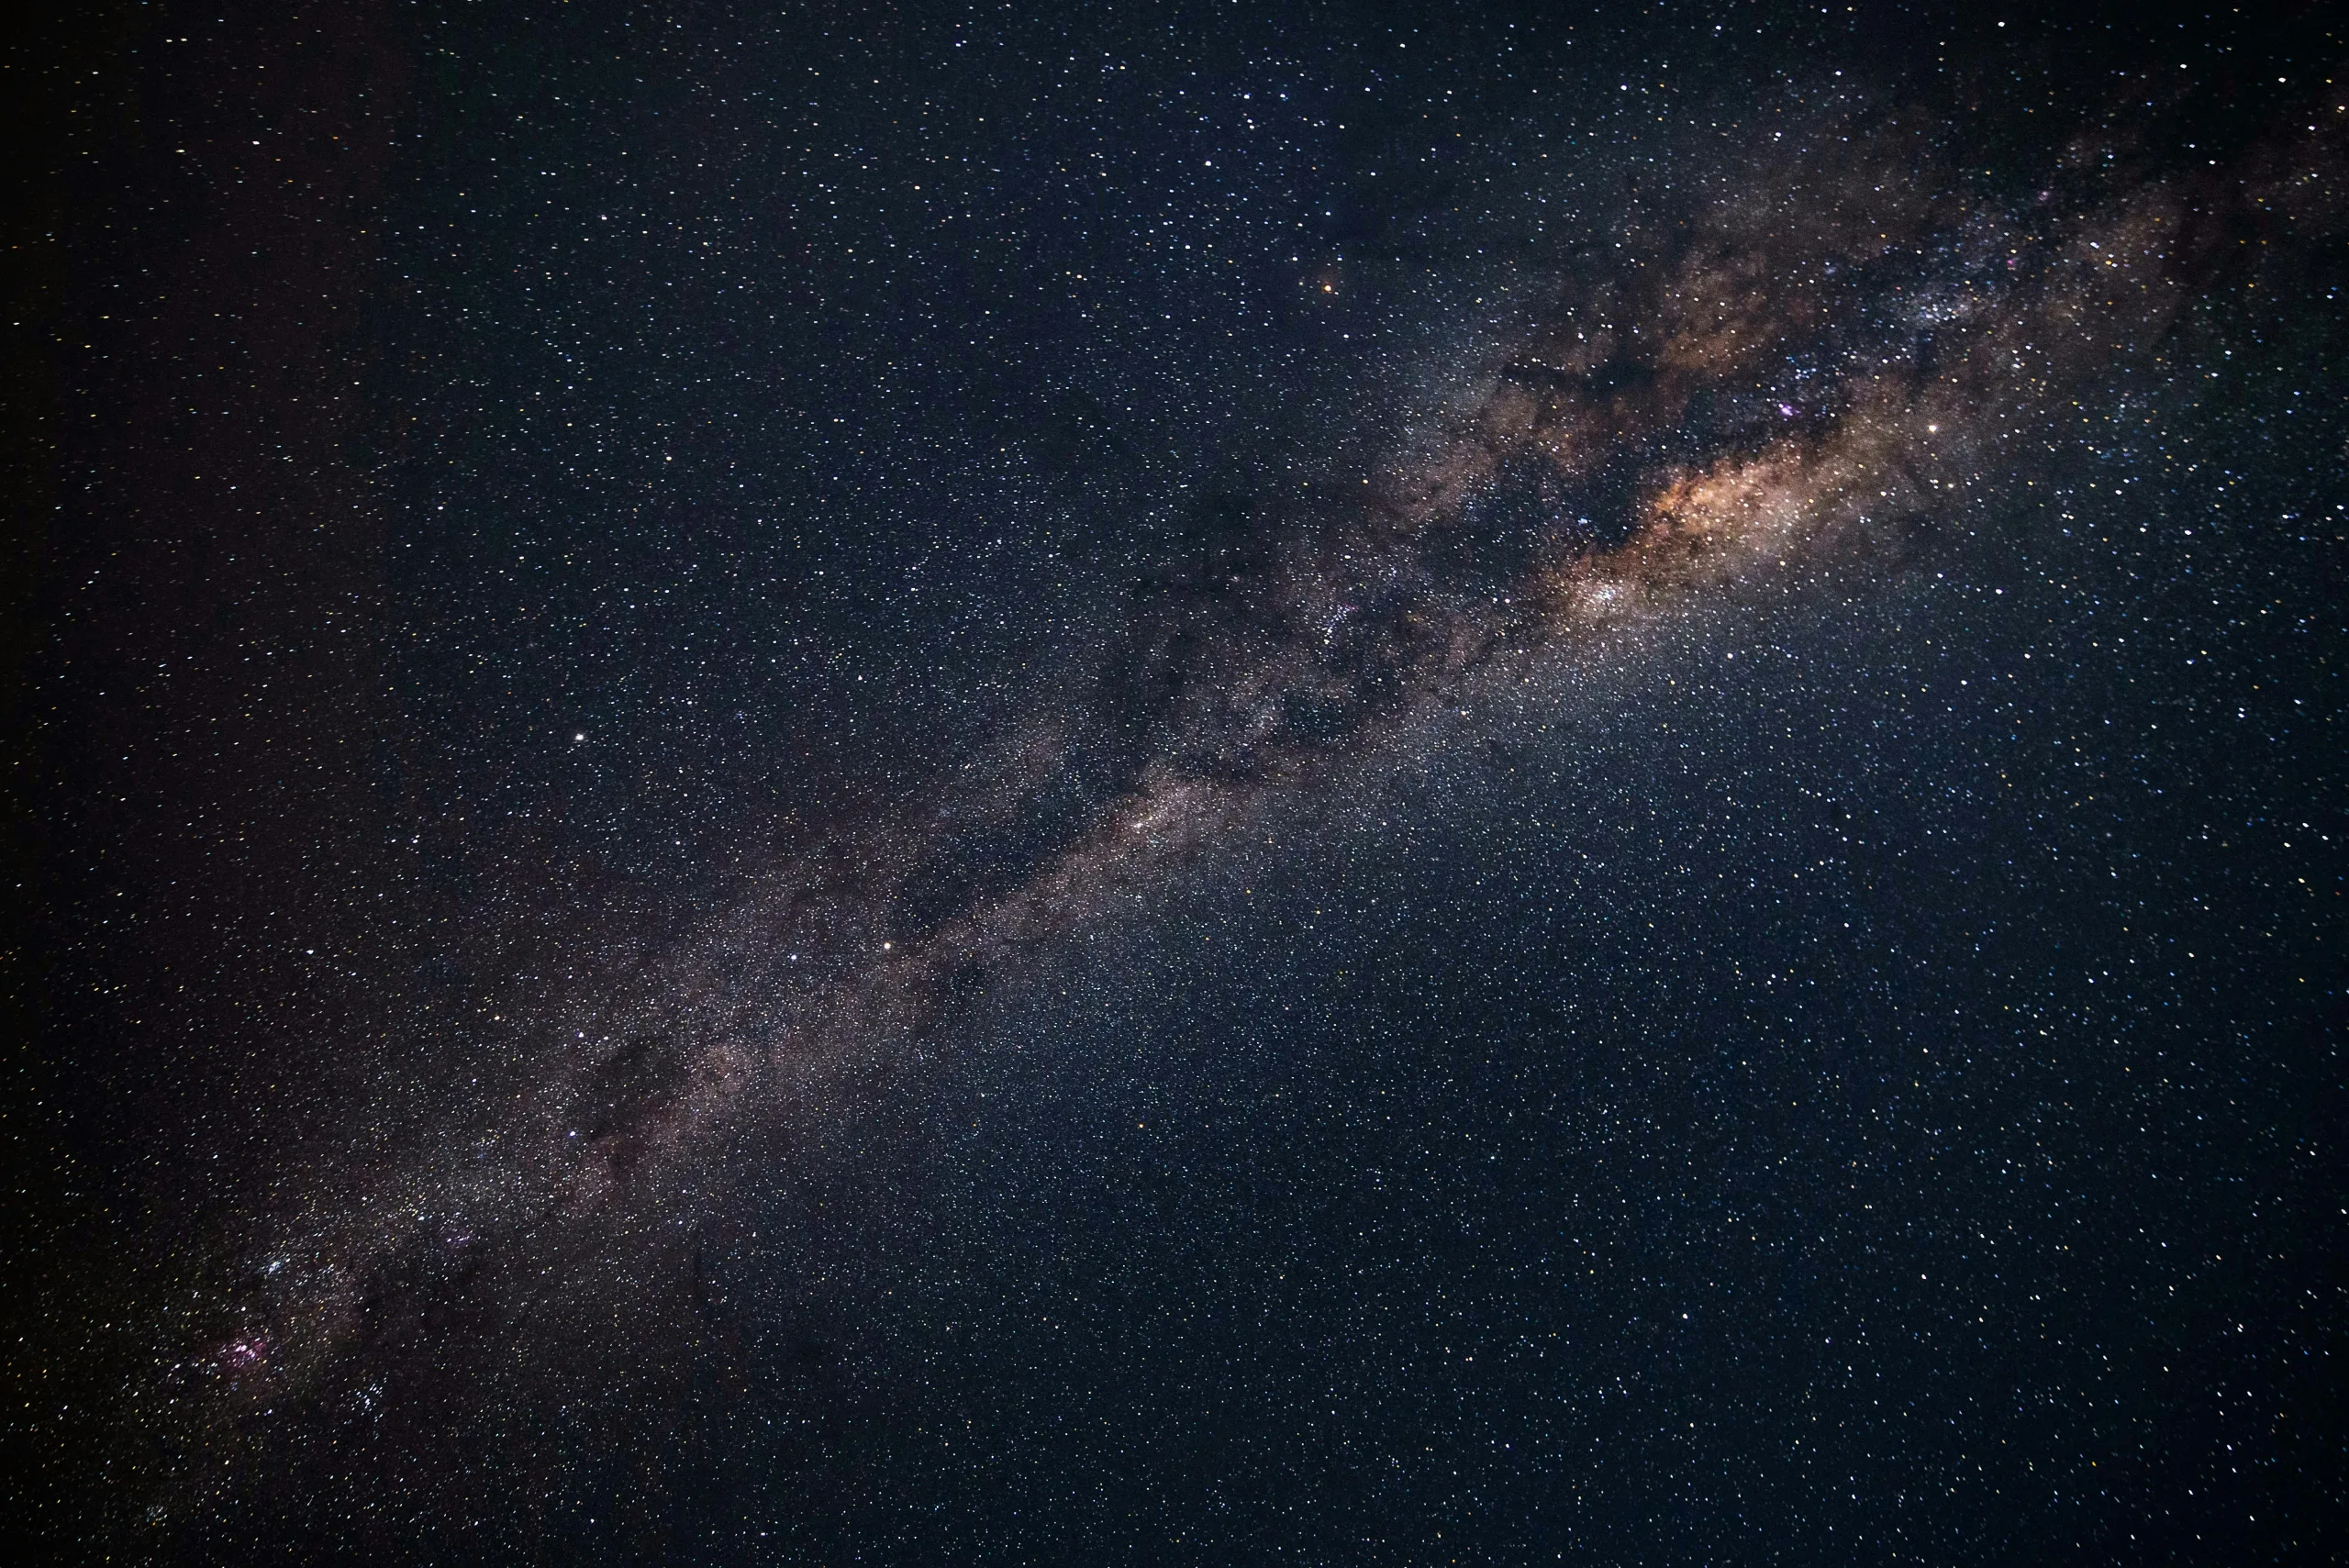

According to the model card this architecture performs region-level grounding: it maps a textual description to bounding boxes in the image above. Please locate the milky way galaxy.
[16,6,2349,1562]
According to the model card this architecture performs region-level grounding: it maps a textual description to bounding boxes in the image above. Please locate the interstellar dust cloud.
[135,79,2343,1510]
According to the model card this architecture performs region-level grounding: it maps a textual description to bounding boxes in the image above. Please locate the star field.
[8,3,2346,1563]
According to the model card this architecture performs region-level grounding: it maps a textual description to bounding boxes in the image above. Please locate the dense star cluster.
[9,3,2346,1563]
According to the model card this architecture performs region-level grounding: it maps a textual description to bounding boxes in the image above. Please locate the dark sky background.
[8,2,2346,1562]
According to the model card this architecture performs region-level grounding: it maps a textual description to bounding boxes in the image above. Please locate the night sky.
[9,3,2347,1562]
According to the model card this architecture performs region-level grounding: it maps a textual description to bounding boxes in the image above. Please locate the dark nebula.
[9,3,2347,1562]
